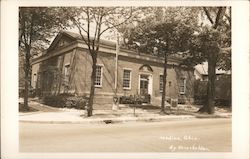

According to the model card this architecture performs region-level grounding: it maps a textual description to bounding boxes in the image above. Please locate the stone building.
[31,31,195,109]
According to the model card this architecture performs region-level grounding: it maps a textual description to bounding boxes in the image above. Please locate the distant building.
[194,62,231,106]
[194,62,231,81]
[31,31,195,109]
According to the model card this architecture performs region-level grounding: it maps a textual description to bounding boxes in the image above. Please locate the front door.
[140,75,149,95]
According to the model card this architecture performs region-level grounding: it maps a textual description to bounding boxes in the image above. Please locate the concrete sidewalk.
[19,100,231,124]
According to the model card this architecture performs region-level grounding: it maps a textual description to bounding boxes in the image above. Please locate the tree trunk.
[160,54,168,114]
[198,49,217,114]
[206,51,216,114]
[23,47,31,110]
[87,52,97,117]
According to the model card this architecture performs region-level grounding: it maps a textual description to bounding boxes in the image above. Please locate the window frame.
[37,72,41,89]
[95,64,103,87]
[64,63,70,86]
[122,68,132,90]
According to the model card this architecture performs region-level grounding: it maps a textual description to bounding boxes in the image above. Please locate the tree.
[19,7,68,110]
[64,7,139,116]
[182,7,231,114]
[122,7,198,113]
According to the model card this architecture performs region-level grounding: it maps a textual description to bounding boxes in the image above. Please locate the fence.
[194,75,231,106]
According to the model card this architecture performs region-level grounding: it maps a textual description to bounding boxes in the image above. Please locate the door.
[140,74,149,95]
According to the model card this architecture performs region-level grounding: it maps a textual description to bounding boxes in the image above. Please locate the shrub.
[43,94,88,109]
[65,96,87,109]
[43,95,65,108]
[119,95,135,104]
[119,94,151,104]
[178,98,186,104]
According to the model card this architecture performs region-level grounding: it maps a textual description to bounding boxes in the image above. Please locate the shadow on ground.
[19,103,39,113]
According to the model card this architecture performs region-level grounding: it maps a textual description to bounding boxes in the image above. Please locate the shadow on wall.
[99,55,117,93]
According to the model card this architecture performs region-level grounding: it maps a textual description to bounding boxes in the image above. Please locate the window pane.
[179,78,186,94]
[123,69,131,88]
[95,66,102,86]
[64,65,70,85]
[159,75,163,91]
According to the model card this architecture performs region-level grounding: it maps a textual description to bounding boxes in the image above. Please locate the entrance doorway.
[139,74,152,103]
[140,74,149,95]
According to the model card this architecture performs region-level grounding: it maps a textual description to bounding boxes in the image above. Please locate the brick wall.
[32,36,195,109]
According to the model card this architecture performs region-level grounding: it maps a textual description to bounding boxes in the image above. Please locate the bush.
[119,95,135,104]
[43,94,88,109]
[65,96,87,109]
[178,98,186,104]
[119,94,151,104]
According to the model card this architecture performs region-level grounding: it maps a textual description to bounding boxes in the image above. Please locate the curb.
[19,115,199,124]
[195,114,232,118]
[19,113,231,124]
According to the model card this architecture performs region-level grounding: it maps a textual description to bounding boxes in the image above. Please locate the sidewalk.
[19,100,232,124]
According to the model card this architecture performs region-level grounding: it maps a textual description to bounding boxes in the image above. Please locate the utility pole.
[112,31,120,110]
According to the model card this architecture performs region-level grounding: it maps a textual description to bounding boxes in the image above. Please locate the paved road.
[19,118,231,152]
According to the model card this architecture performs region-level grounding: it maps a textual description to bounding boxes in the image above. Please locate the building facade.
[31,31,195,109]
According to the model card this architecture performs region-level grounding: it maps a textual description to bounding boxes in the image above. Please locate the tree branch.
[225,7,231,28]
[214,7,225,29]
[86,7,92,51]
[71,17,88,35]
[203,7,214,25]
[95,15,103,52]
[99,8,133,36]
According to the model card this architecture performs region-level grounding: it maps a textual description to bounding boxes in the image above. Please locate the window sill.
[95,85,102,88]
[123,87,131,90]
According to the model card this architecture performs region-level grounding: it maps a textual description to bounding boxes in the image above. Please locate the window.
[159,75,163,92]
[64,64,70,85]
[33,73,37,89]
[33,73,37,82]
[37,72,41,89]
[179,78,186,94]
[123,69,131,89]
[95,65,103,87]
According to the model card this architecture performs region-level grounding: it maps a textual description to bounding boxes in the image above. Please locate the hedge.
[43,93,88,109]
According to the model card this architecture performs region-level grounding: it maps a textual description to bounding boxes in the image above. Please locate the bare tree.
[64,7,139,116]
[19,7,68,110]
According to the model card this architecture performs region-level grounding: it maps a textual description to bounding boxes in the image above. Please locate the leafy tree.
[122,7,199,113]
[182,7,231,114]
[19,7,69,110]
[186,7,230,114]
[64,7,139,116]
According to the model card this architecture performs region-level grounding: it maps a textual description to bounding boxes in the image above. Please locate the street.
[19,118,231,152]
